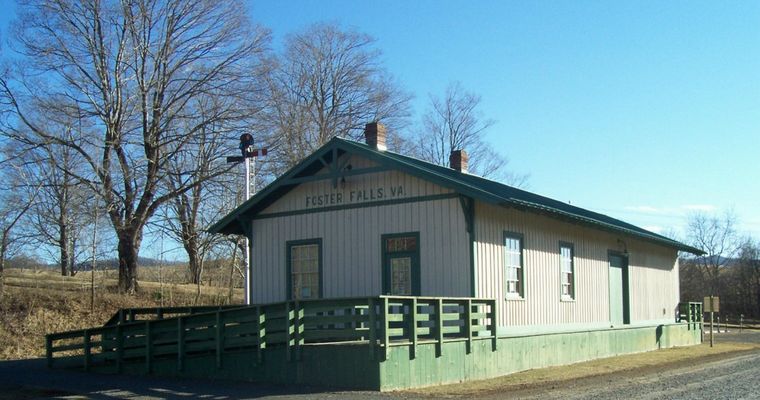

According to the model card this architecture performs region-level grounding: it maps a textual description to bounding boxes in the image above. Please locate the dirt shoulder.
[403,334,760,399]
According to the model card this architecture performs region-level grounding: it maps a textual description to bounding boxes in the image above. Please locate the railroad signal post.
[227,133,268,305]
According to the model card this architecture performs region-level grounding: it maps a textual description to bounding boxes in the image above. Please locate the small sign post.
[704,296,719,347]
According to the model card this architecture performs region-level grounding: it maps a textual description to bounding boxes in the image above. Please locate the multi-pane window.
[290,243,320,300]
[390,257,412,295]
[560,243,574,299]
[504,233,523,297]
[386,236,417,253]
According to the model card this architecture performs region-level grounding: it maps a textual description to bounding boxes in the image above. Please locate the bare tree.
[25,139,94,276]
[0,157,39,292]
[1,0,270,293]
[686,211,740,296]
[414,81,527,185]
[259,23,411,177]
[735,238,760,317]
[161,96,237,288]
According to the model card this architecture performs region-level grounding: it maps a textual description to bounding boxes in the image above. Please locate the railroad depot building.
[210,122,701,334]
[47,123,704,390]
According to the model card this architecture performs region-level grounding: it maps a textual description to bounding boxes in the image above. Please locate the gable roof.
[209,137,703,255]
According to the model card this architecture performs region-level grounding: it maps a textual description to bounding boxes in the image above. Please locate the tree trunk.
[69,236,77,276]
[186,242,201,285]
[0,251,5,294]
[117,231,140,294]
[0,234,7,294]
[60,226,69,276]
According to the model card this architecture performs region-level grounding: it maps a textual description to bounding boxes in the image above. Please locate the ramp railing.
[46,296,497,372]
[678,301,703,330]
[103,305,243,326]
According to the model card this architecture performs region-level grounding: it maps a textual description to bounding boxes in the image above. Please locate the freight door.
[608,253,630,326]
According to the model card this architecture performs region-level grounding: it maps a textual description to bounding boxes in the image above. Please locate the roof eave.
[499,200,704,255]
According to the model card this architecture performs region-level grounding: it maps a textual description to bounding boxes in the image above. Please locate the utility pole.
[227,134,267,305]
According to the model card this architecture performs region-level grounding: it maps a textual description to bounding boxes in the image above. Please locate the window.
[560,242,574,299]
[287,239,322,300]
[504,233,524,298]
[386,236,417,253]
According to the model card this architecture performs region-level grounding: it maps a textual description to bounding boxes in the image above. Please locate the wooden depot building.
[46,122,705,390]
[211,122,701,333]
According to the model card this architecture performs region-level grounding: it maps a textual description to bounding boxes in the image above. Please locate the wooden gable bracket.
[233,217,252,239]
[282,146,389,187]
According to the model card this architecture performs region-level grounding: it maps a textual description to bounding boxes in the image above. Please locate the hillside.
[0,269,244,360]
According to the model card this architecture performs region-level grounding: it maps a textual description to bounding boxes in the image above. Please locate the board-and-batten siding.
[250,161,470,303]
[260,157,451,215]
[474,202,680,329]
[627,242,680,322]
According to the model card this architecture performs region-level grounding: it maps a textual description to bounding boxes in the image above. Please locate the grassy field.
[0,268,244,360]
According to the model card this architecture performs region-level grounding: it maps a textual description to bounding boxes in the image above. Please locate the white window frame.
[504,232,524,299]
[560,242,575,301]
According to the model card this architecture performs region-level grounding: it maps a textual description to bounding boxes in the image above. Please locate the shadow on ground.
[0,358,391,400]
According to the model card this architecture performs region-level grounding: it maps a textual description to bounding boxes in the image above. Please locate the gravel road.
[2,330,758,399]
[512,351,760,400]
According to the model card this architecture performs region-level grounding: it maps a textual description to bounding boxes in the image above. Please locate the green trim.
[558,241,575,300]
[607,250,631,325]
[247,222,254,302]
[503,231,525,299]
[254,193,458,220]
[458,196,477,297]
[283,166,390,185]
[286,238,324,300]
[208,144,339,234]
[381,232,421,295]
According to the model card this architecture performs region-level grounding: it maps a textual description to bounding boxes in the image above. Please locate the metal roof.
[208,137,703,255]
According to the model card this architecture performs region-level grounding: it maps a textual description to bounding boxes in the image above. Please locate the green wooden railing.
[678,302,703,330]
[46,296,497,371]
[103,305,244,326]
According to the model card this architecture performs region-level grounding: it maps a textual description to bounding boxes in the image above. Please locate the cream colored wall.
[628,241,681,322]
[474,202,680,329]
[250,157,469,303]
[260,156,452,215]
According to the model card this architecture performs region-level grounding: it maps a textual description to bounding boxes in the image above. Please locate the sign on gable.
[305,185,405,208]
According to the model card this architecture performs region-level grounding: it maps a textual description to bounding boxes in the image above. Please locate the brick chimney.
[450,149,468,173]
[364,122,387,151]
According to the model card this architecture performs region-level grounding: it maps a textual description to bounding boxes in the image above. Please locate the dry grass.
[406,341,760,398]
[0,269,244,360]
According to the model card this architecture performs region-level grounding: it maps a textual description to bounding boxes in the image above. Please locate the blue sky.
[1,1,758,261]
[247,0,760,239]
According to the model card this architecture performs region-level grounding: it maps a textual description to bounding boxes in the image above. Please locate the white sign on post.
[703,296,720,312]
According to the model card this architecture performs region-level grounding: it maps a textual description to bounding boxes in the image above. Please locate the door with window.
[382,233,420,296]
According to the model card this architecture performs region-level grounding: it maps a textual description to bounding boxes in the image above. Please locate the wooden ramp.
[46,296,498,388]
